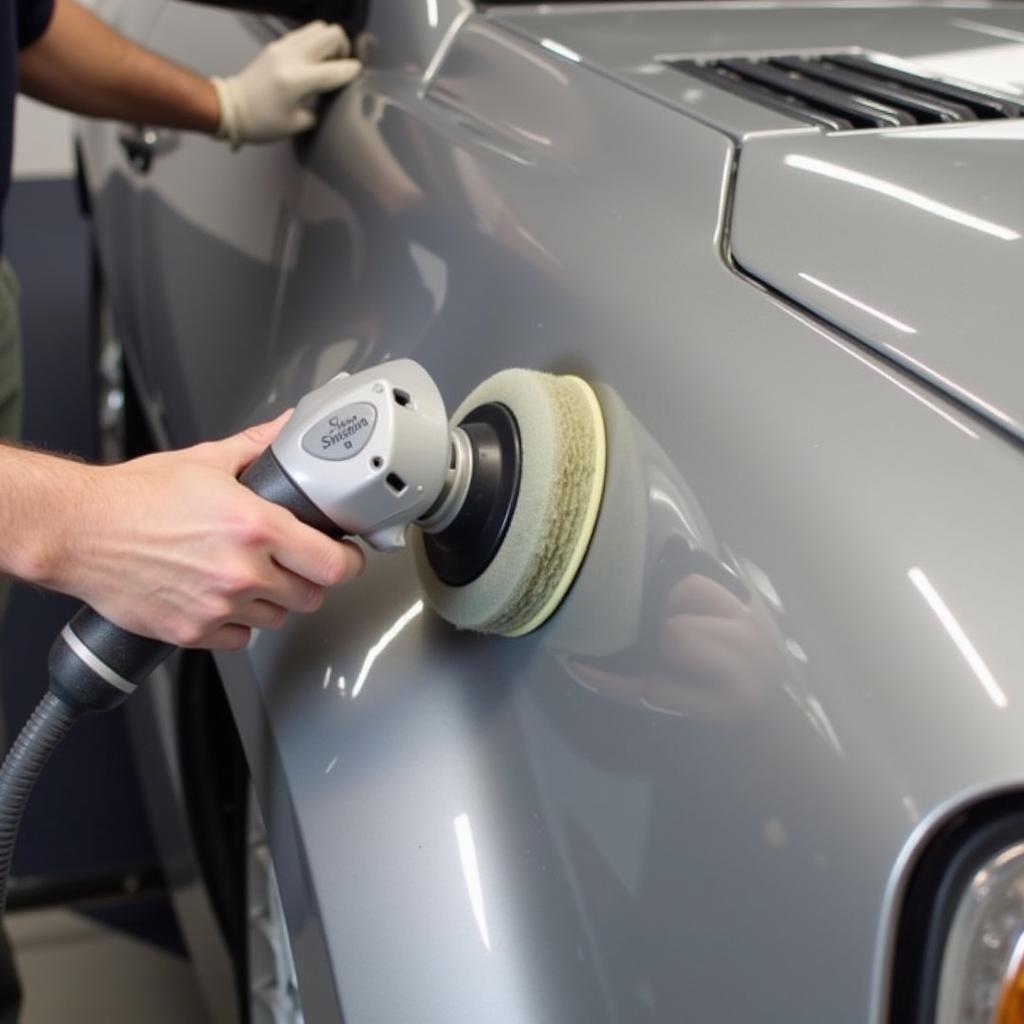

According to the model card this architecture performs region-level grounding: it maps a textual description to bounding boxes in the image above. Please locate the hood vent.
[672,53,1024,131]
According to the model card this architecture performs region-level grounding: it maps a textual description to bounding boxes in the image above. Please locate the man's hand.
[213,21,361,148]
[1,414,364,651]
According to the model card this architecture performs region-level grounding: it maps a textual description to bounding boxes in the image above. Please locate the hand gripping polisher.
[0,359,606,911]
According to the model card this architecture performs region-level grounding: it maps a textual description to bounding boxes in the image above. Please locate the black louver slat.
[679,60,854,130]
[720,58,916,128]
[771,57,976,124]
[671,53,1024,131]
[829,55,1024,119]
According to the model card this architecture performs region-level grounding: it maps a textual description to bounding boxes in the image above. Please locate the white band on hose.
[61,626,137,695]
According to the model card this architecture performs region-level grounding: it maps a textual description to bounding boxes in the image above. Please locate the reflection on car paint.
[784,154,1021,241]
[798,272,918,335]
[454,813,493,952]
[908,566,1009,709]
[541,383,793,727]
[350,599,425,699]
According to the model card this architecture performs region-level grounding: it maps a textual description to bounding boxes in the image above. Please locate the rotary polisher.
[0,359,606,910]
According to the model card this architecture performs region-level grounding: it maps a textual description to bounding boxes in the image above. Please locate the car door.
[77,0,167,404]
[126,4,307,446]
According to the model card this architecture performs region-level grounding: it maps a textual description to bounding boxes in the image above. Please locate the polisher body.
[263,360,453,552]
[51,360,607,701]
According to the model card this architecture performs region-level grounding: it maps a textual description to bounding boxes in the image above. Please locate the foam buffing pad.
[413,369,606,637]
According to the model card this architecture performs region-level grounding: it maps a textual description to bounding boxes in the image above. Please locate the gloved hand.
[211,20,361,148]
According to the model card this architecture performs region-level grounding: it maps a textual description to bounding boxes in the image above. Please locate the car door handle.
[118,126,176,174]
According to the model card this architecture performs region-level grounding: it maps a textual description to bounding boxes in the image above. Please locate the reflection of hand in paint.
[342,89,424,215]
[568,573,781,722]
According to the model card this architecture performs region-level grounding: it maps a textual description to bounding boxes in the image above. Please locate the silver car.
[78,2,1024,1022]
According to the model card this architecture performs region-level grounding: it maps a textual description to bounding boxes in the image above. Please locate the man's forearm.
[18,0,220,134]
[0,423,364,651]
[0,444,86,588]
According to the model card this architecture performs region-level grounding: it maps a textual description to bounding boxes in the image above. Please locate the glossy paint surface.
[80,3,1024,1022]
[731,123,1024,443]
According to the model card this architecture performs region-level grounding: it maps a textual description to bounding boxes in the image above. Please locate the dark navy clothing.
[2,0,55,252]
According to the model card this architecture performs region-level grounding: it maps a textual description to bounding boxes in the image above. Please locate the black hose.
[0,693,81,915]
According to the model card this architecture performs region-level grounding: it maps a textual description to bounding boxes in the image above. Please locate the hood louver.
[672,54,1024,131]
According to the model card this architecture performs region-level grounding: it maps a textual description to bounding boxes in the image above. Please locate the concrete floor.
[9,909,210,1023]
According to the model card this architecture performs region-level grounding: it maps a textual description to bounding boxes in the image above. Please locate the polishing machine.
[0,359,606,911]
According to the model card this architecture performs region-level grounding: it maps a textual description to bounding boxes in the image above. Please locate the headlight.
[936,839,1024,1024]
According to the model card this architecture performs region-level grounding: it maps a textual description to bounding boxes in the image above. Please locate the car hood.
[492,3,1024,441]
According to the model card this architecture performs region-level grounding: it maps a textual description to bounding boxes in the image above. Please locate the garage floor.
[9,909,208,1022]
[2,100,215,1023]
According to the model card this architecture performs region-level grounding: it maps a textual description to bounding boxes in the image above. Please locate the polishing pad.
[413,369,606,636]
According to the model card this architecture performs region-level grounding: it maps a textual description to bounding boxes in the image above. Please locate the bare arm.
[18,0,220,133]
[0,443,91,587]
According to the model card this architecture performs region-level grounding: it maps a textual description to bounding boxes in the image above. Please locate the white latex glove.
[211,20,361,148]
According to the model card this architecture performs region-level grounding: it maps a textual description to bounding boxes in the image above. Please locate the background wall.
[13,96,78,179]
[13,0,94,179]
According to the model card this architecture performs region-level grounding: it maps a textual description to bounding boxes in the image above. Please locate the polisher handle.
[48,445,342,710]
[238,446,343,538]
[48,607,174,713]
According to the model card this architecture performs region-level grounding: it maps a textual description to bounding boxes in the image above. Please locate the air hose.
[0,608,171,913]
[0,694,79,914]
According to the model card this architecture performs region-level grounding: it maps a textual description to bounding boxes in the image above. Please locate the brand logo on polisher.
[301,402,377,461]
